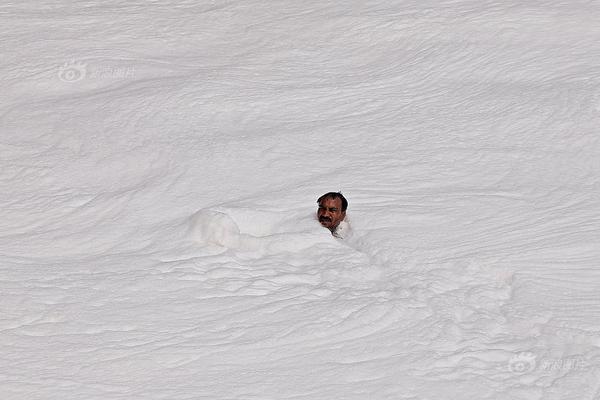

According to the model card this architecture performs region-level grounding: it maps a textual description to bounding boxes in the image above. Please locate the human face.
[317,197,346,232]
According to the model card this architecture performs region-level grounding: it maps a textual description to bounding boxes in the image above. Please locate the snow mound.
[188,207,336,255]
[189,209,242,248]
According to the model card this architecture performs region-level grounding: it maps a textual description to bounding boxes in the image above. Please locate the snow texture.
[2,1,600,399]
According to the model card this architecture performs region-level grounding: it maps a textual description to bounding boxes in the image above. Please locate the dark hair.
[317,192,348,212]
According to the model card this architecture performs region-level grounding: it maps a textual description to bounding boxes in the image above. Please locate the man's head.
[317,192,347,232]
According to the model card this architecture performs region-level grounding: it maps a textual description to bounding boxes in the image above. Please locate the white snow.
[2,1,600,399]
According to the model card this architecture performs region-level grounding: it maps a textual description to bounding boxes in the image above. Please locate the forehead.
[319,197,343,208]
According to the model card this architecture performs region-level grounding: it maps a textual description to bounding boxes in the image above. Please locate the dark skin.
[317,197,346,232]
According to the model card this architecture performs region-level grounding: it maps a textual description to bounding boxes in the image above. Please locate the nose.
[318,210,330,221]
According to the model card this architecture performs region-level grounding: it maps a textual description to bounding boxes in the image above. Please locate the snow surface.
[2,1,600,399]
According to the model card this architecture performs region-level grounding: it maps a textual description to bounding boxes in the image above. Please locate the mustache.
[319,216,332,222]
